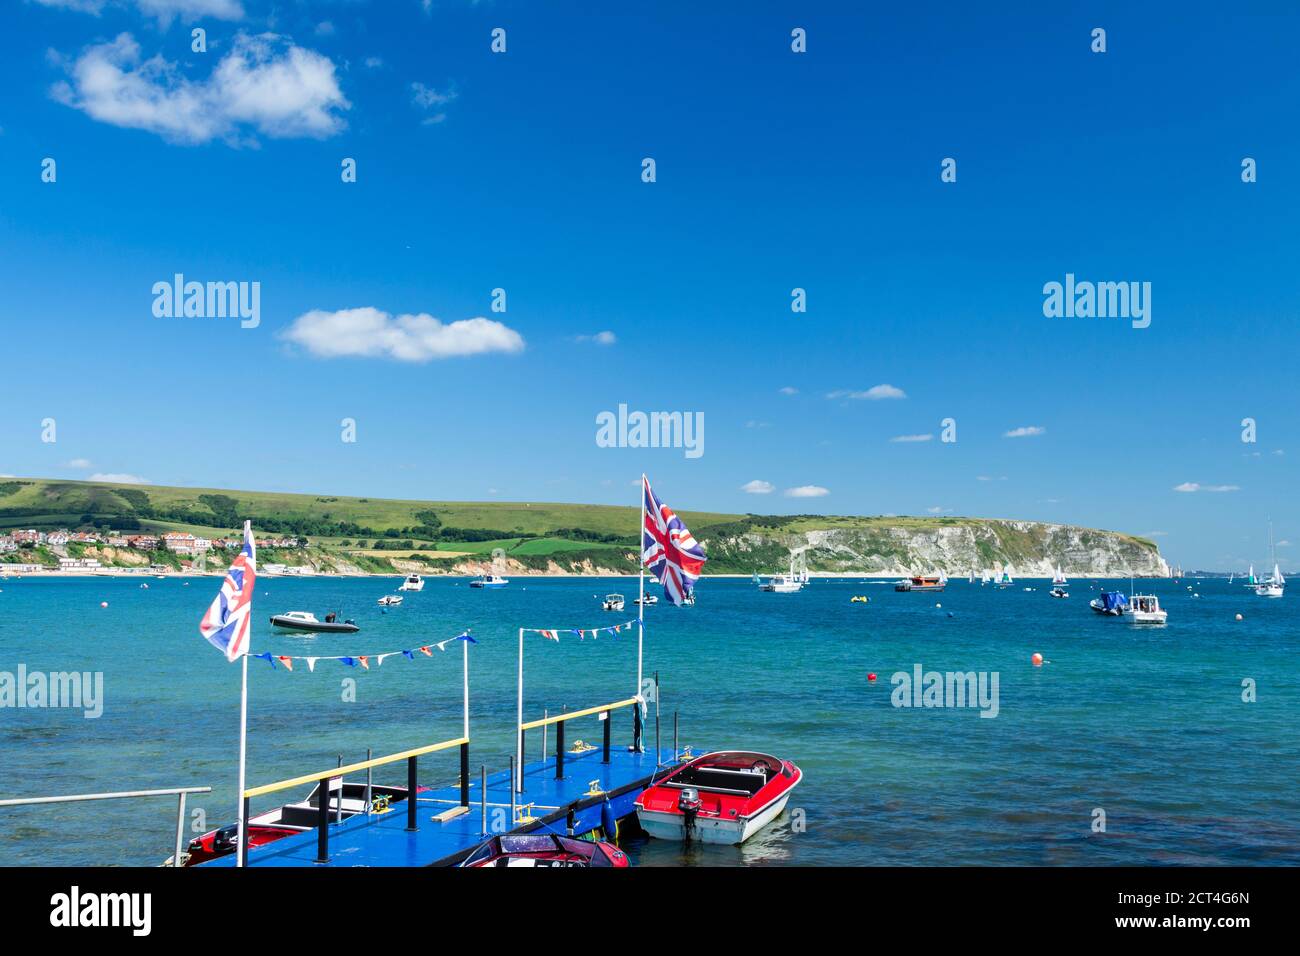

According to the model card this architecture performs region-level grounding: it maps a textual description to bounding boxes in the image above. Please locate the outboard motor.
[211,824,240,855]
[678,786,701,840]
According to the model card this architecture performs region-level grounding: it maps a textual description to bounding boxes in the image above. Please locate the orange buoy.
[1031,652,1043,667]
[867,672,877,683]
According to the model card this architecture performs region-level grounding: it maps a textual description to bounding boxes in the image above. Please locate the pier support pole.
[172,792,187,867]
[240,796,250,867]
[515,628,524,794]
[315,777,329,864]
[602,711,612,763]
[555,720,565,779]
[655,672,661,765]
[480,766,487,836]
[673,711,678,761]
[406,756,418,831]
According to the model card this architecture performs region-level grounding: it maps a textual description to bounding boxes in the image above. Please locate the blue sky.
[0,1,1297,569]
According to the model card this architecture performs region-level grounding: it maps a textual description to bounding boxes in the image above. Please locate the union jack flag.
[641,476,706,606]
[199,520,257,662]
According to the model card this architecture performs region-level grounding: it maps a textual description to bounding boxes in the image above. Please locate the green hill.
[0,476,1166,576]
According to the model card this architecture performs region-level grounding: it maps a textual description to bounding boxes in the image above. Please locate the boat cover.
[1098,591,1128,611]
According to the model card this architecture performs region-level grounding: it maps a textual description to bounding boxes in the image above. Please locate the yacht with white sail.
[1255,524,1285,598]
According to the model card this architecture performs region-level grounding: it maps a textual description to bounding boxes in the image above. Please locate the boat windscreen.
[498,834,561,854]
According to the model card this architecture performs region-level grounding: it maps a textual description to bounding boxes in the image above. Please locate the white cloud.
[1003,426,1046,438]
[741,480,774,495]
[411,82,456,125]
[976,475,1008,481]
[778,386,798,395]
[364,56,384,69]
[827,384,906,401]
[1278,540,1291,547]
[281,307,525,362]
[1172,482,1240,493]
[65,458,93,469]
[315,21,335,36]
[926,506,952,514]
[745,420,770,429]
[575,331,616,345]
[89,472,150,484]
[37,0,244,22]
[51,32,348,145]
[784,485,829,498]
[1145,531,1169,537]
[889,433,932,443]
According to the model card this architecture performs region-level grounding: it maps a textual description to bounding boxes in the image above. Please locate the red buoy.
[1031,653,1043,667]
[867,672,877,683]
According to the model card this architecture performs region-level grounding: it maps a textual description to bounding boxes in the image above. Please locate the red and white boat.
[460,833,628,868]
[635,750,802,845]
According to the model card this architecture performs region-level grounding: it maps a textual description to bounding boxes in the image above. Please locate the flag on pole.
[199,520,257,661]
[641,476,706,605]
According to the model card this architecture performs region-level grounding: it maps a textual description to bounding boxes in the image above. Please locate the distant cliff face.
[703,519,1168,577]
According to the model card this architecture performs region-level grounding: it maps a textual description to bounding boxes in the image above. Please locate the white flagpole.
[235,649,249,867]
[515,627,524,793]
[636,474,646,750]
[462,634,470,742]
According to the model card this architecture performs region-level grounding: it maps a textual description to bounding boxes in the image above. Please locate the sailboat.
[980,569,991,586]
[993,565,1014,588]
[1051,566,1067,585]
[1242,564,1258,588]
[1255,524,1285,598]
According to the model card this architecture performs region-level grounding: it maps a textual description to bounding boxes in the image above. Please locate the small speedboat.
[377,595,403,606]
[469,573,509,589]
[460,833,628,868]
[1049,586,1068,599]
[602,593,625,611]
[633,594,658,606]
[270,611,360,634]
[398,574,424,592]
[1090,591,1127,616]
[635,750,802,845]
[682,592,696,606]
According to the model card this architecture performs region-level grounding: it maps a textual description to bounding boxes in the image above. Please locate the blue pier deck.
[204,745,695,867]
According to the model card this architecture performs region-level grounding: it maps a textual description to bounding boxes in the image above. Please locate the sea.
[1,573,1297,867]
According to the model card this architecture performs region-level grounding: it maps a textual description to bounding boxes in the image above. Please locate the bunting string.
[523,619,638,642]
[245,631,476,672]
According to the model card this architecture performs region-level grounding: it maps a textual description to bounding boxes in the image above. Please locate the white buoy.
[935,602,942,608]
[1235,613,1243,621]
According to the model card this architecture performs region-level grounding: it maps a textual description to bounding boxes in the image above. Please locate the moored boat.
[633,594,658,606]
[602,593,625,611]
[270,611,360,634]
[1049,586,1068,598]
[1125,593,1168,624]
[377,595,402,606]
[635,750,802,845]
[895,573,946,592]
[1090,591,1127,616]
[398,574,424,592]
[459,833,628,868]
[469,573,509,589]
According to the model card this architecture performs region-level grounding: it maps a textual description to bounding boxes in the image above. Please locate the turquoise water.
[1,574,1297,866]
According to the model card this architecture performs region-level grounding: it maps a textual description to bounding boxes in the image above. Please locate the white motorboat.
[633,594,658,606]
[270,611,360,634]
[1125,594,1167,625]
[398,574,424,592]
[1049,585,1068,599]
[602,593,625,611]
[759,556,805,593]
[470,573,509,588]
[377,595,403,606]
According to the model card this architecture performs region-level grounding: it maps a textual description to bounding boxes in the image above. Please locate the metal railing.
[242,735,470,865]
[0,786,212,867]
[517,696,640,789]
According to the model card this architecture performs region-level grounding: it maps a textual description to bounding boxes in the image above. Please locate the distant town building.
[127,535,159,551]
[162,532,198,554]
[0,536,16,553]
[58,557,101,570]
[12,530,43,545]
[46,531,69,547]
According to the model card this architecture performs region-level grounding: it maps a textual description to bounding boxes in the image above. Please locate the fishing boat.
[269,611,360,634]
[759,555,804,593]
[635,750,802,845]
[398,574,424,592]
[894,573,946,592]
[377,595,402,606]
[1089,591,1127,616]
[469,573,509,589]
[460,833,628,868]
[182,780,410,866]
[1125,593,1168,624]
[602,593,625,611]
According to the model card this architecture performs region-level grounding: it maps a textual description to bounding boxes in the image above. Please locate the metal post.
[480,765,487,836]
[673,710,679,760]
[172,792,187,867]
[602,711,612,763]
[634,704,643,755]
[315,777,329,863]
[555,719,565,779]
[335,755,343,825]
[459,742,470,807]
[364,748,372,815]
[241,796,250,867]
[541,709,547,762]
[509,763,516,829]
[655,671,661,763]
[406,756,418,831]
[515,627,524,794]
